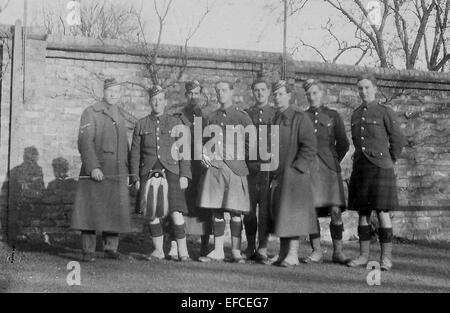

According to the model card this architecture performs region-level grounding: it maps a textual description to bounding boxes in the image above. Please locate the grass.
[0,236,449,293]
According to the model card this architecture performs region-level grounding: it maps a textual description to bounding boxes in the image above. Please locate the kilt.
[197,161,250,214]
[139,169,188,220]
[348,154,399,212]
[311,157,346,217]
[184,161,211,235]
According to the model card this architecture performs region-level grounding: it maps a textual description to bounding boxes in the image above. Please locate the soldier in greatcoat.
[269,80,318,268]
[72,78,131,262]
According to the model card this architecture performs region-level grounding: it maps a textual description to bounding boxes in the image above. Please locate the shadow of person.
[1,147,45,243]
[42,157,77,204]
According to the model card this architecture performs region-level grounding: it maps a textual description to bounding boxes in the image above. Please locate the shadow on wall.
[1,147,138,242]
[0,147,77,242]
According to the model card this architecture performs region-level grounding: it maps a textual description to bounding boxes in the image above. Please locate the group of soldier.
[71,73,406,272]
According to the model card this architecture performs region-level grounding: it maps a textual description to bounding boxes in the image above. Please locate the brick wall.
[0,26,449,242]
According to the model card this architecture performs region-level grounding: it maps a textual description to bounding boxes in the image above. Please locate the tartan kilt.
[184,161,211,235]
[348,155,399,212]
[197,161,250,214]
[311,157,347,217]
[139,170,188,220]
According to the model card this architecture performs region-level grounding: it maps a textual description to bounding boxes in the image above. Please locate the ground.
[0,236,449,293]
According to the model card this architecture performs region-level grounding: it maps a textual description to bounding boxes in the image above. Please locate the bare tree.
[323,0,390,68]
[286,0,450,70]
[42,0,140,40]
[0,0,11,82]
[130,0,213,88]
[389,0,436,69]
[292,18,372,65]
[423,0,450,71]
[0,0,10,13]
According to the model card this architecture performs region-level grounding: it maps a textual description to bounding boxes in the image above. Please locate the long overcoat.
[71,101,131,233]
[271,108,319,237]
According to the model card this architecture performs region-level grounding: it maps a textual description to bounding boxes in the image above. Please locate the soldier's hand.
[134,180,140,191]
[91,168,104,182]
[201,154,212,168]
[179,177,188,190]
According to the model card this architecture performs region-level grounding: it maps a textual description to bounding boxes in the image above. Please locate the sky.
[0,0,386,65]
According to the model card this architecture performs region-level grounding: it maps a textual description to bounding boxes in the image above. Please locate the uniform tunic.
[348,100,406,212]
[270,107,319,237]
[72,102,131,233]
[197,105,252,213]
[129,113,192,217]
[306,106,349,217]
[176,105,211,235]
[245,104,277,234]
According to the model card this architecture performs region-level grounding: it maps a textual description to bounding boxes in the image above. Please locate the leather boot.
[347,225,371,267]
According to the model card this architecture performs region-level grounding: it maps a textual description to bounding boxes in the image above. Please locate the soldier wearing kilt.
[347,74,406,271]
[301,79,350,265]
[243,77,276,264]
[197,80,252,263]
[173,80,212,258]
[130,85,192,262]
[72,78,131,262]
[270,80,318,268]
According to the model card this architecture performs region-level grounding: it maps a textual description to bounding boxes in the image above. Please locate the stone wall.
[0,26,449,242]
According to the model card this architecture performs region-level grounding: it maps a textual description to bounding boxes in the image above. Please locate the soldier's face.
[358,79,377,103]
[150,92,167,115]
[273,87,291,110]
[186,86,202,106]
[253,82,270,105]
[305,85,323,106]
[215,83,233,105]
[104,85,121,105]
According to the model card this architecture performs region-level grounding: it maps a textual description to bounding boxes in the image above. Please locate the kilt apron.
[311,156,347,217]
[197,160,250,214]
[138,167,189,219]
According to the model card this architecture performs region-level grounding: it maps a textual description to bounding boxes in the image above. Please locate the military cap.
[303,79,323,91]
[356,73,377,86]
[272,80,290,93]
[103,78,121,90]
[185,80,202,93]
[149,85,165,98]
